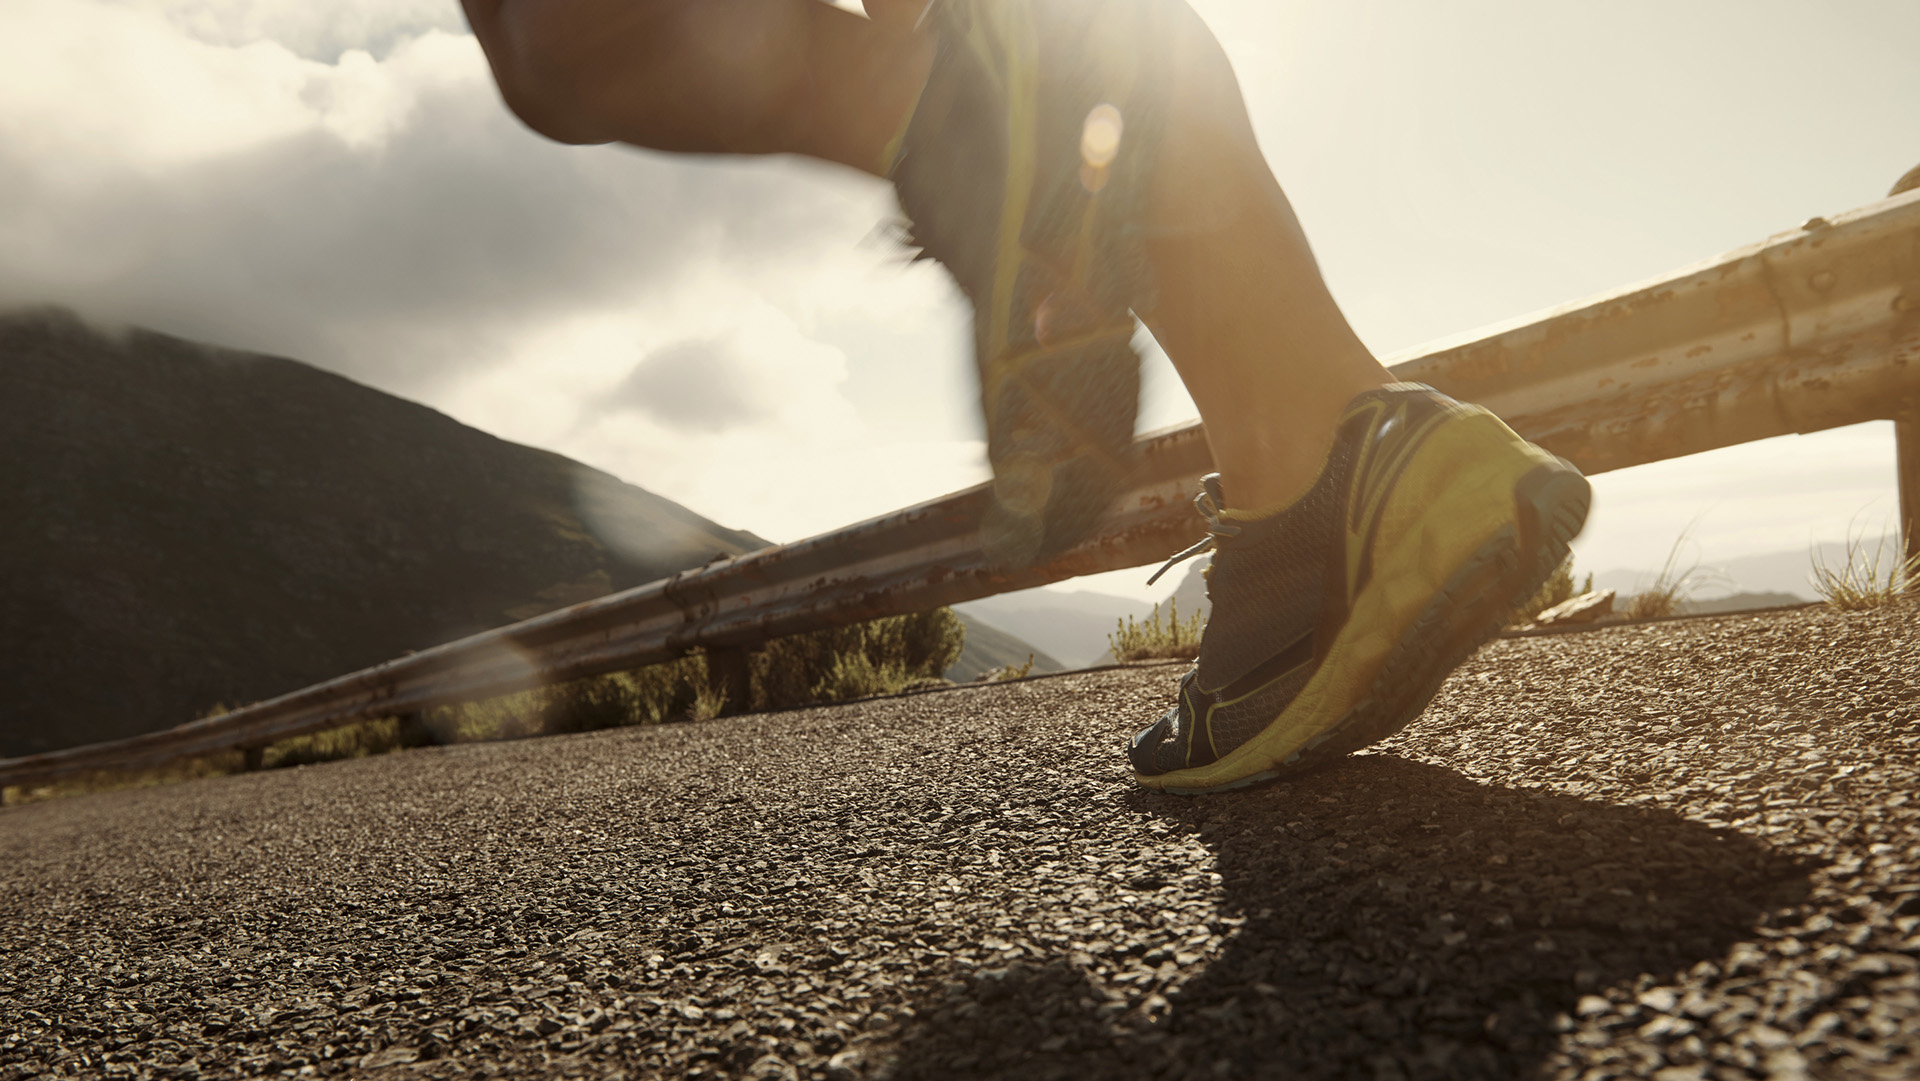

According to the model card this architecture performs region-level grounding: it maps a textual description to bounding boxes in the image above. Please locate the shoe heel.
[1513,460,1593,594]
[1309,459,1590,765]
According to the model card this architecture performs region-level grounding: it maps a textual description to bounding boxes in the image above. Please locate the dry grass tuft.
[1810,525,1918,611]
[1624,525,1725,621]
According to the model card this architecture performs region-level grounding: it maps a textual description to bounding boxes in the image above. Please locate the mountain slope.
[1165,557,1211,619]
[948,614,1063,682]
[956,588,1147,669]
[1676,592,1810,616]
[0,308,769,756]
[954,559,1212,671]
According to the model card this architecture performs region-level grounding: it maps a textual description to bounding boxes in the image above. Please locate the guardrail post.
[1899,414,1920,585]
[242,746,264,772]
[1891,167,1920,590]
[707,647,752,717]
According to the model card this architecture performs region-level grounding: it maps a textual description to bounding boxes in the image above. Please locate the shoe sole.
[1136,419,1591,795]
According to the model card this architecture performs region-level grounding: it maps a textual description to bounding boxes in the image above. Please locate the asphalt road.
[4,601,1918,1080]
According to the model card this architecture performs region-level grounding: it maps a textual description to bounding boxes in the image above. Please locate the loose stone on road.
[3,602,1917,1079]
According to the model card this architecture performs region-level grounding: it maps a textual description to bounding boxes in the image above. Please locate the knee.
[477,0,681,144]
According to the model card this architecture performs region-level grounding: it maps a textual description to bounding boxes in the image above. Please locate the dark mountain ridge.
[0,307,771,756]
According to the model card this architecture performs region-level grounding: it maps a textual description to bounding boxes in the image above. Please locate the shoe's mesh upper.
[1193,431,1356,691]
[1203,656,1319,759]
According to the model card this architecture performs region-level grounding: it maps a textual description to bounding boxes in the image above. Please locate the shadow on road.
[884,754,1809,1081]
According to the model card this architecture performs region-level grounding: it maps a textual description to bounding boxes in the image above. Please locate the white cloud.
[609,338,775,433]
[0,0,995,546]
[136,0,466,61]
[0,6,537,374]
[2,3,306,171]
[0,0,964,405]
[431,289,987,542]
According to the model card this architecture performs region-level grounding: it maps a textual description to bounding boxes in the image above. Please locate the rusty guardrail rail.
[5,185,1919,796]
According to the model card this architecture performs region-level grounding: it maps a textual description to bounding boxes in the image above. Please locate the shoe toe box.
[1128,705,1186,776]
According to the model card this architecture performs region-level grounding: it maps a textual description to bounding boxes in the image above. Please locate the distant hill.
[1166,557,1211,620]
[956,588,1145,669]
[1676,592,1811,616]
[956,559,1212,670]
[0,308,770,757]
[1589,536,1910,606]
[947,614,1062,682]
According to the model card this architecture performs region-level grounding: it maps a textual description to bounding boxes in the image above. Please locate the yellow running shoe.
[887,0,1169,566]
[1130,383,1592,794]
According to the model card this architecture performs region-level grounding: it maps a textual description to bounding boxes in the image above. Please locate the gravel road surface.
[4,602,1918,1080]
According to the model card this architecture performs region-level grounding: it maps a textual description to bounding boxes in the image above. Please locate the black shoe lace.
[1145,473,1241,586]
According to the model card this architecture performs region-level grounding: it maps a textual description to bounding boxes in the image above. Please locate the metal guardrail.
[5,186,1919,795]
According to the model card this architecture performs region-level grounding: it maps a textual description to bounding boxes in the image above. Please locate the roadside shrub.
[979,653,1037,683]
[541,654,723,732]
[24,608,967,803]
[1510,556,1589,624]
[2,751,245,808]
[538,672,654,735]
[265,715,435,768]
[1109,598,1204,663]
[750,607,964,710]
[808,651,908,704]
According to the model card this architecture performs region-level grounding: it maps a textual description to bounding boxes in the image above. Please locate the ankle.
[1207,370,1391,515]
[1212,436,1331,517]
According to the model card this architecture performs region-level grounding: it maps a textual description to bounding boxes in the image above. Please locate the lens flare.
[1081,103,1124,168]
[1080,103,1124,193]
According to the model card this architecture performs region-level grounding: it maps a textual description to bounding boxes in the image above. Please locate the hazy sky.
[5,0,1917,603]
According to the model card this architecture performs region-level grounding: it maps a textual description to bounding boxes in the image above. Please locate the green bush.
[264,715,436,768]
[978,653,1037,683]
[1109,598,1204,663]
[749,606,964,710]
[1510,556,1589,624]
[539,654,723,732]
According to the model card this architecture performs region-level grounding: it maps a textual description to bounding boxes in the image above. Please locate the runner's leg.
[460,1,1590,793]
[1136,3,1394,510]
